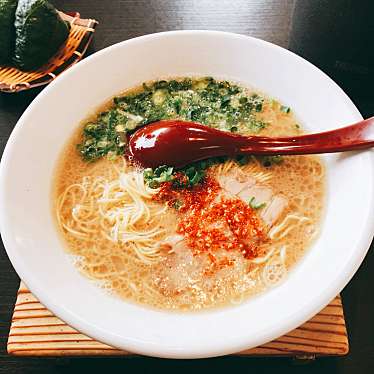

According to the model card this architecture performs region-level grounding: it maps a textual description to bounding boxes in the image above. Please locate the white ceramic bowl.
[1,31,373,359]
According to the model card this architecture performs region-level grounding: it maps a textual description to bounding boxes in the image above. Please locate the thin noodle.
[56,159,168,263]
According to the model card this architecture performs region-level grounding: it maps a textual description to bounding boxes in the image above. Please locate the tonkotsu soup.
[54,77,325,311]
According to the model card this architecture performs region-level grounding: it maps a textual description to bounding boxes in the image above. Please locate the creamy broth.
[54,78,325,311]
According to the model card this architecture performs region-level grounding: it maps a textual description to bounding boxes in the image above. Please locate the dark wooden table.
[1,1,373,373]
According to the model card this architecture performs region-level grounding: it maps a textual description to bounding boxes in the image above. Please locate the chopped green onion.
[143,165,174,188]
[173,200,183,210]
[249,197,266,210]
[260,155,283,167]
[280,105,291,113]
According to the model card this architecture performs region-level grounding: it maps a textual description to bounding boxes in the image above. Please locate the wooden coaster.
[7,282,348,358]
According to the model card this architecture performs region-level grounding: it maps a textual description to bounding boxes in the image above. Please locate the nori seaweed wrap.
[13,0,70,70]
[0,0,18,64]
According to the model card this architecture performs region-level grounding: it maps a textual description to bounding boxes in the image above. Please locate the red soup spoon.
[128,118,374,168]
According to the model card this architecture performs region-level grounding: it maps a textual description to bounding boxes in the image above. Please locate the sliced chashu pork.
[261,195,288,227]
[153,238,209,296]
[217,170,288,229]
[238,185,273,205]
[217,174,255,195]
[155,237,250,296]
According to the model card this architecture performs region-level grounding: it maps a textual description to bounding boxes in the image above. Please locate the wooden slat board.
[7,282,349,357]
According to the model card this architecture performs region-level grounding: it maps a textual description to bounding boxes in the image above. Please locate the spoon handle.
[240,117,374,155]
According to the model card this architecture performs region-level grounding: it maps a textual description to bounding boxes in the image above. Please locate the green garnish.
[77,110,129,162]
[260,155,283,167]
[249,197,266,210]
[177,157,230,187]
[183,166,205,186]
[235,154,253,166]
[144,157,227,189]
[143,166,174,188]
[78,78,270,162]
[280,105,291,113]
[247,117,267,133]
[173,200,183,210]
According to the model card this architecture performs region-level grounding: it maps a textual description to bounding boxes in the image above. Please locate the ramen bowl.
[1,31,373,358]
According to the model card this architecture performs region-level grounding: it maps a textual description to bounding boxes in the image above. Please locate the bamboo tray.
[0,12,98,93]
[7,282,349,358]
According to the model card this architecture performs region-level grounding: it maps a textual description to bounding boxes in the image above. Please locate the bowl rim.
[1,30,373,358]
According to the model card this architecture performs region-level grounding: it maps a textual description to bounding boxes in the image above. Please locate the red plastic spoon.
[128,118,374,168]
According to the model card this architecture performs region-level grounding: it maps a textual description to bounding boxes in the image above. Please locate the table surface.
[0,1,373,373]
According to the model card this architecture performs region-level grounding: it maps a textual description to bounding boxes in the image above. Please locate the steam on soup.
[54,77,325,310]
